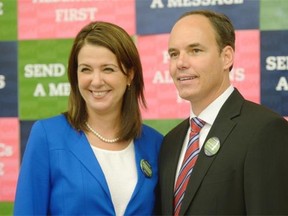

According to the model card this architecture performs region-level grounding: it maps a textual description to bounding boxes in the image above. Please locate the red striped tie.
[174,117,205,216]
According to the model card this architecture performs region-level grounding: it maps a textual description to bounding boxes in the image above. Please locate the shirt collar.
[190,85,234,126]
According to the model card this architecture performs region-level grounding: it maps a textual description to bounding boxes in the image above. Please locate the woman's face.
[77,44,132,116]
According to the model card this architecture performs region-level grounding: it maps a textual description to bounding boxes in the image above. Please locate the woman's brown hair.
[64,21,146,141]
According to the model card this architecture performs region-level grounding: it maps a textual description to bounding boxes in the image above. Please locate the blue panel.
[260,30,288,116]
[0,41,18,117]
[136,0,260,35]
[20,120,35,159]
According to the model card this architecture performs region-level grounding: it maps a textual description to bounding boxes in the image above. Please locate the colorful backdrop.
[0,0,288,208]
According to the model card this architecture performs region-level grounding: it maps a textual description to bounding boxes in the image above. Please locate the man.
[158,10,288,215]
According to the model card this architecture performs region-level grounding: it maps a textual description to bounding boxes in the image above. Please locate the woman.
[14,21,163,215]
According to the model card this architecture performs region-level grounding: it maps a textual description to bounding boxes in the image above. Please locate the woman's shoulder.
[142,124,163,138]
[35,114,66,124]
[33,114,71,132]
[135,125,163,158]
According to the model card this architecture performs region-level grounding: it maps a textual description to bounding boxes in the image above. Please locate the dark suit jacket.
[158,89,288,215]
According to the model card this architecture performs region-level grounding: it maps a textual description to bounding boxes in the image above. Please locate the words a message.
[0,75,5,89]
[0,1,3,16]
[150,0,244,8]
[24,63,70,97]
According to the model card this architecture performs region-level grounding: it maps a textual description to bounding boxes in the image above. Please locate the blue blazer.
[14,114,163,215]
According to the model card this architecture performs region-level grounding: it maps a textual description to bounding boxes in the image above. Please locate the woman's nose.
[91,71,103,85]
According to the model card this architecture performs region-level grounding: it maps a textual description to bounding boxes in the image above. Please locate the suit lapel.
[129,138,147,201]
[180,89,244,215]
[162,119,190,215]
[66,129,111,198]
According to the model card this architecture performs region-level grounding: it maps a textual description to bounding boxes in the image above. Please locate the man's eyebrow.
[168,43,202,53]
[187,43,201,48]
[168,48,176,54]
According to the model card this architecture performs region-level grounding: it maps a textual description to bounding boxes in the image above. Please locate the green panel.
[0,202,13,215]
[18,39,73,120]
[0,0,17,40]
[144,119,183,135]
[260,0,288,30]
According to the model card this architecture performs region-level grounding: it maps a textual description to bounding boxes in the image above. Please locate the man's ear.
[222,45,234,71]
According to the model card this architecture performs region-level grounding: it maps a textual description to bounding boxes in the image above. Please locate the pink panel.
[232,30,260,103]
[18,0,135,40]
[138,34,190,119]
[0,118,20,201]
[139,30,261,119]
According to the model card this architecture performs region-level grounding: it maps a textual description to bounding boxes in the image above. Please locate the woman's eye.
[103,67,115,73]
[80,68,89,73]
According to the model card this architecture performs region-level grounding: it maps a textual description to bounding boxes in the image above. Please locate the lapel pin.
[204,137,221,156]
[140,159,152,178]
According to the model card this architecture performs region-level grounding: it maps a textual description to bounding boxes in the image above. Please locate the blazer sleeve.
[244,117,288,214]
[14,121,50,215]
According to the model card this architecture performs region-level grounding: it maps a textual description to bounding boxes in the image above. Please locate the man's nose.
[176,52,189,69]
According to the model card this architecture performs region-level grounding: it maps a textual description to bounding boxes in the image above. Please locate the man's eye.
[192,49,202,54]
[169,52,178,58]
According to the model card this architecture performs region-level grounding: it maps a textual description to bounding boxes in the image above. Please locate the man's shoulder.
[164,118,189,138]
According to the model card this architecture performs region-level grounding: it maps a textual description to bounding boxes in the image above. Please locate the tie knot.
[190,117,205,133]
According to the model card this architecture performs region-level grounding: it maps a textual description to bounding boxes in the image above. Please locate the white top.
[91,141,137,216]
[175,85,234,182]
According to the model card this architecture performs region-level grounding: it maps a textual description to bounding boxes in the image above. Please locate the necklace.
[85,122,120,143]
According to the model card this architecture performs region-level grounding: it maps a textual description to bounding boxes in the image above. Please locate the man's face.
[168,14,232,112]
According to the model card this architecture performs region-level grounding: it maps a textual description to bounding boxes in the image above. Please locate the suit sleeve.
[14,121,50,215]
[244,117,288,214]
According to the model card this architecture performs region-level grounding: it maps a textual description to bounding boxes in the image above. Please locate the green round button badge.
[204,137,220,156]
[140,159,152,178]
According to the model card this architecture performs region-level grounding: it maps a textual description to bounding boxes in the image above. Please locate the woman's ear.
[128,69,135,85]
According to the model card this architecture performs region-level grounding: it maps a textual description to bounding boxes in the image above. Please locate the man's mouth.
[177,75,198,81]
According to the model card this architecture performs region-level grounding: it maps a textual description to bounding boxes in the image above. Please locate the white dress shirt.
[175,85,234,182]
[91,141,137,216]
